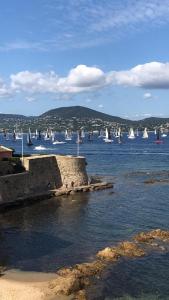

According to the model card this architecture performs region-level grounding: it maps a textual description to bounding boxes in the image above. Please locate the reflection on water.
[1,133,169,297]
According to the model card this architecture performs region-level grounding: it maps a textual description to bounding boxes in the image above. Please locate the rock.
[49,273,81,296]
[150,229,169,240]
[97,247,120,261]
[117,241,145,257]
[134,229,169,244]
[74,289,87,300]
[50,260,105,296]
[97,242,145,260]
[75,260,106,277]
[134,232,154,243]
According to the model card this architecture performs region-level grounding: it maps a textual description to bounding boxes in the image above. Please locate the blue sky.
[1,0,169,119]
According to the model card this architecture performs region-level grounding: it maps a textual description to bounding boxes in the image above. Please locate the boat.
[37,130,42,140]
[76,130,83,144]
[142,128,148,139]
[51,131,55,142]
[44,129,50,141]
[98,129,104,138]
[104,128,113,143]
[16,132,22,140]
[161,133,167,137]
[65,129,72,141]
[88,131,93,142]
[34,145,46,150]
[154,129,163,144]
[160,128,167,137]
[81,129,85,139]
[128,128,135,139]
[32,129,38,139]
[136,128,139,137]
[27,128,33,146]
[13,130,16,141]
[53,140,66,145]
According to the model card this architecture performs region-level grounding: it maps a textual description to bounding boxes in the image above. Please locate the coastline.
[0,269,72,300]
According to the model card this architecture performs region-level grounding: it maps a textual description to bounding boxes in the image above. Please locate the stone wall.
[56,155,88,187]
[0,154,88,205]
[23,155,62,191]
[0,172,30,204]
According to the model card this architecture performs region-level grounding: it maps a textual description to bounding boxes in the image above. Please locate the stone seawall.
[56,155,88,187]
[0,155,88,206]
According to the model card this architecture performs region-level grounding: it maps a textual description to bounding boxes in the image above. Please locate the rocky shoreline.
[1,228,169,300]
[46,229,169,299]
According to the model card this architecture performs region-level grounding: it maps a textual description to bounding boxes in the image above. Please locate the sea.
[1,132,169,299]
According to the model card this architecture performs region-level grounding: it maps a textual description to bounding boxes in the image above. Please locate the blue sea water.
[1,132,169,299]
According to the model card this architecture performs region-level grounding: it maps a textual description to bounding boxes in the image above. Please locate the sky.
[1,0,169,119]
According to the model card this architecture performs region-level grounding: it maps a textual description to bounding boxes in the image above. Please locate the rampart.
[0,155,88,206]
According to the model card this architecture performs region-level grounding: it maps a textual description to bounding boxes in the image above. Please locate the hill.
[0,106,169,131]
[40,105,131,124]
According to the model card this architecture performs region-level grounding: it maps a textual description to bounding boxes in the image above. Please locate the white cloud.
[11,65,106,94]
[3,61,169,99]
[107,62,169,89]
[98,104,104,108]
[143,92,152,99]
[0,78,11,98]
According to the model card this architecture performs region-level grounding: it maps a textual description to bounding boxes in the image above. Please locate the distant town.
[0,106,169,133]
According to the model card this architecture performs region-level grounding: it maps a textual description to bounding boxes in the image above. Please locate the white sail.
[44,129,50,140]
[81,129,85,138]
[142,128,148,139]
[128,128,135,139]
[65,129,72,141]
[104,128,113,143]
[51,131,55,142]
[136,128,139,137]
[105,128,109,139]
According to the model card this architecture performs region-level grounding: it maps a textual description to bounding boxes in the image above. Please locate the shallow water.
[1,132,169,298]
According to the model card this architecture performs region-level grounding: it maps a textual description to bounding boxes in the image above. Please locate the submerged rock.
[134,229,169,243]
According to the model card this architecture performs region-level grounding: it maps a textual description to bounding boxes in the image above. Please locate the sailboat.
[88,131,93,142]
[142,128,148,139]
[51,131,55,142]
[161,128,167,137]
[104,128,113,143]
[136,128,139,137]
[65,129,72,141]
[81,129,85,139]
[76,130,83,144]
[155,129,163,144]
[37,130,42,140]
[44,129,50,141]
[128,128,135,139]
[13,129,16,141]
[27,128,33,146]
[98,129,104,138]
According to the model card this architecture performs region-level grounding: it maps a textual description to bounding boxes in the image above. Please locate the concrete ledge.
[52,182,113,197]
